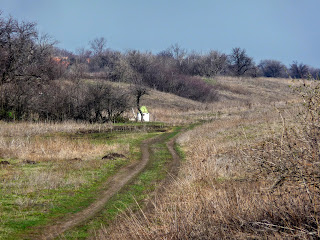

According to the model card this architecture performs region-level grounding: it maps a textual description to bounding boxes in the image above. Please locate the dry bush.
[238,81,320,236]
[101,181,317,239]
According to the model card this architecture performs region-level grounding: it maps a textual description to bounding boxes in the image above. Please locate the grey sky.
[1,0,319,67]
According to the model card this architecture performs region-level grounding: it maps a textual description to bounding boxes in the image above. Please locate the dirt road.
[29,131,182,240]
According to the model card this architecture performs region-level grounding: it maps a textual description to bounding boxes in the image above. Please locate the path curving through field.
[31,130,182,240]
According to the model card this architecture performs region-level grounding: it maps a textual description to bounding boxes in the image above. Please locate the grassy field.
[1,76,314,239]
[0,122,168,239]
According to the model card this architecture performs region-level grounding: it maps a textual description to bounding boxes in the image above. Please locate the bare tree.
[66,47,91,80]
[126,50,153,76]
[105,88,131,122]
[259,59,287,78]
[228,47,254,76]
[184,50,227,77]
[204,50,228,76]
[157,49,174,59]
[131,75,148,122]
[76,47,91,63]
[290,61,309,79]
[90,37,107,56]
[88,37,109,72]
[0,14,57,120]
[107,54,133,82]
[308,67,320,80]
[169,43,187,71]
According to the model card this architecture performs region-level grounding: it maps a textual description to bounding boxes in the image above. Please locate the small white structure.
[137,106,150,122]
[137,112,150,122]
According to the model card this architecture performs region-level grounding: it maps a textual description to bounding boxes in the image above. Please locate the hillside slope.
[108,76,297,123]
[97,77,320,240]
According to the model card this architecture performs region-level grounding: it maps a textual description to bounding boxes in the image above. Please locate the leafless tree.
[0,13,57,120]
[259,59,287,78]
[75,47,92,63]
[170,43,187,63]
[183,50,228,77]
[90,37,107,56]
[168,43,187,72]
[228,47,255,76]
[88,37,109,72]
[290,61,309,79]
[131,75,148,122]
[107,54,133,82]
[308,67,320,80]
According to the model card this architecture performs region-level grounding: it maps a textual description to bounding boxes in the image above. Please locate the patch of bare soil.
[23,160,37,164]
[102,152,126,160]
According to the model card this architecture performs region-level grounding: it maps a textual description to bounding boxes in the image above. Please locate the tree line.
[0,13,319,122]
[63,39,319,80]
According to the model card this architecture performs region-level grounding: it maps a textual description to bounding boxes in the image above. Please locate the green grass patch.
[203,77,218,85]
[174,143,186,161]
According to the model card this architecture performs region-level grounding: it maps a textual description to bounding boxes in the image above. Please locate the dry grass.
[140,76,298,124]
[110,76,298,124]
[0,121,126,166]
[98,78,320,239]
[0,135,121,162]
[0,121,115,137]
[0,122,130,203]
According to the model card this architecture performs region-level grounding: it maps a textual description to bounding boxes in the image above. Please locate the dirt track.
[30,131,182,240]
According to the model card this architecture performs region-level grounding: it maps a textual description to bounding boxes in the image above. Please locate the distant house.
[52,56,70,68]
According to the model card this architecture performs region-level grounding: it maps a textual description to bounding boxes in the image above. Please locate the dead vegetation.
[0,134,121,162]
[98,78,320,239]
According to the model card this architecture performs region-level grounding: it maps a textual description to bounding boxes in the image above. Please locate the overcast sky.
[1,0,319,67]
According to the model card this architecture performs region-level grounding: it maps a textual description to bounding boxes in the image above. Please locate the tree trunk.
[136,95,143,122]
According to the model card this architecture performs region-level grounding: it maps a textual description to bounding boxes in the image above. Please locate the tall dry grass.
[99,80,319,239]
[0,121,129,197]
[0,135,120,162]
[0,121,114,137]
